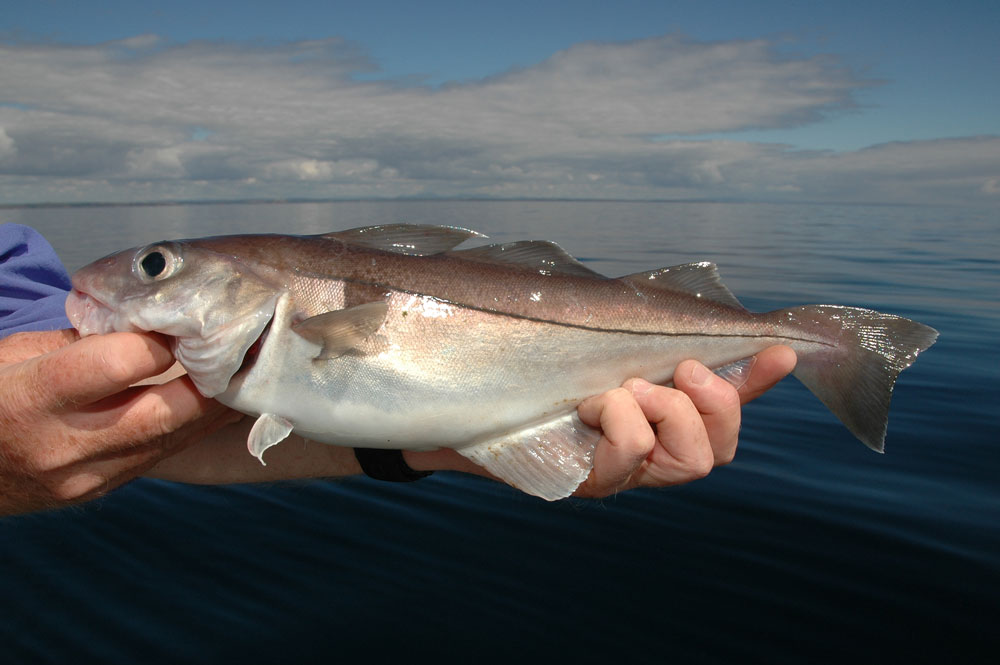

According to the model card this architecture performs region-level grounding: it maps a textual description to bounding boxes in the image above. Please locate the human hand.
[573,345,797,498]
[0,329,240,515]
[400,345,797,498]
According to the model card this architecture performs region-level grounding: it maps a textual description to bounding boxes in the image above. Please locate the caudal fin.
[784,306,938,451]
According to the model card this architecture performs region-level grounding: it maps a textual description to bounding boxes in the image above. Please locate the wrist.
[403,448,493,477]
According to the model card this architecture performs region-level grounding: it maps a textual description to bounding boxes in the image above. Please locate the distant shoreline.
[0,197,924,210]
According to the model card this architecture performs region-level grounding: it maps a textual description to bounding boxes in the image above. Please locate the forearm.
[144,417,486,483]
[144,418,363,483]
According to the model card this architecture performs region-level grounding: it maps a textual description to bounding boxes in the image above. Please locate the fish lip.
[65,288,124,335]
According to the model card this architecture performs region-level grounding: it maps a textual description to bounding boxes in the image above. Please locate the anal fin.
[457,413,601,501]
[248,413,294,465]
[713,356,757,389]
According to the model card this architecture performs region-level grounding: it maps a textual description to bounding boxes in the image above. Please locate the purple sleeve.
[0,223,73,338]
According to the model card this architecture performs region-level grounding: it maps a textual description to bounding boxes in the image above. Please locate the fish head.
[67,239,280,397]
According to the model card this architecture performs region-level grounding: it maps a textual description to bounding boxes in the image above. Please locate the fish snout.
[65,289,119,336]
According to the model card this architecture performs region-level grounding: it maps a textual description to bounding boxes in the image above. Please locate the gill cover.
[128,241,279,398]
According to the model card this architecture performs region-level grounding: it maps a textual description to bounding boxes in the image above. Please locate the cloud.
[0,34,997,204]
[0,127,15,160]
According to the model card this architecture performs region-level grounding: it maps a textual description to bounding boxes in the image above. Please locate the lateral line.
[339,279,835,348]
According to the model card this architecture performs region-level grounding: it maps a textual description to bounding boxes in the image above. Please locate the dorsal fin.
[620,262,746,309]
[450,241,606,278]
[324,224,484,255]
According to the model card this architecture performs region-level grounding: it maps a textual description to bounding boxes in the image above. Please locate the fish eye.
[134,243,182,282]
[140,252,166,277]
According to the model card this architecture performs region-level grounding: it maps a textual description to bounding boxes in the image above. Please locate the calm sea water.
[2,201,998,663]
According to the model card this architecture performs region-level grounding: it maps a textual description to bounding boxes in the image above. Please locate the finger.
[66,375,231,456]
[624,378,716,484]
[49,402,243,503]
[50,443,173,502]
[123,375,229,442]
[29,332,176,410]
[737,345,797,404]
[672,360,742,465]
[0,329,79,364]
[578,387,657,493]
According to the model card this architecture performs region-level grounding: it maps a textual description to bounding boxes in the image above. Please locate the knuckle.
[657,387,692,414]
[684,448,715,479]
[604,387,634,409]
[650,388,698,421]
[47,475,100,502]
[95,344,138,387]
[28,452,104,503]
[717,386,742,411]
[610,425,656,462]
[689,458,714,480]
[715,447,737,466]
[632,426,657,455]
[642,425,659,451]
[145,398,181,438]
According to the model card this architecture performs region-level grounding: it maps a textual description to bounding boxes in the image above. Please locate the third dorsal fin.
[620,262,746,309]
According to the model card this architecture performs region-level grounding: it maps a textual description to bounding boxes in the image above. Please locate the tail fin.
[782,306,938,451]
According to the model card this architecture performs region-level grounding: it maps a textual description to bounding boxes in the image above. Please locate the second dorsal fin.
[620,262,746,309]
[450,240,605,278]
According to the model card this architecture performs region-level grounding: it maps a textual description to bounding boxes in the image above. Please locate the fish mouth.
[65,289,123,335]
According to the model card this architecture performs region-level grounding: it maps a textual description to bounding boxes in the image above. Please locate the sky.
[1,0,998,205]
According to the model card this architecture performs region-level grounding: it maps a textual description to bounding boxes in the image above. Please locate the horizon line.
[0,196,934,210]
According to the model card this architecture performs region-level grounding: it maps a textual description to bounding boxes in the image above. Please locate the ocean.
[1,200,998,663]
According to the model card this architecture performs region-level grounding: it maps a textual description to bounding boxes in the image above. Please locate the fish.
[65,224,938,500]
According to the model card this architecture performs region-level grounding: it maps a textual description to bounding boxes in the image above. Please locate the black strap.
[353,448,433,482]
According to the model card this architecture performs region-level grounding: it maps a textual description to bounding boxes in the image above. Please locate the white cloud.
[264,158,379,181]
[0,127,16,160]
[0,34,997,205]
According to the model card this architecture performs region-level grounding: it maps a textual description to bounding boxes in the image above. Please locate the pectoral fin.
[292,301,389,359]
[248,413,294,465]
[457,413,601,501]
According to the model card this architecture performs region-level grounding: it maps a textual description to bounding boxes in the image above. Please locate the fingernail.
[689,362,711,386]
[631,378,653,396]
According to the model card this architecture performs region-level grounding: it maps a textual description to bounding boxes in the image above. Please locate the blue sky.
[2,0,998,204]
